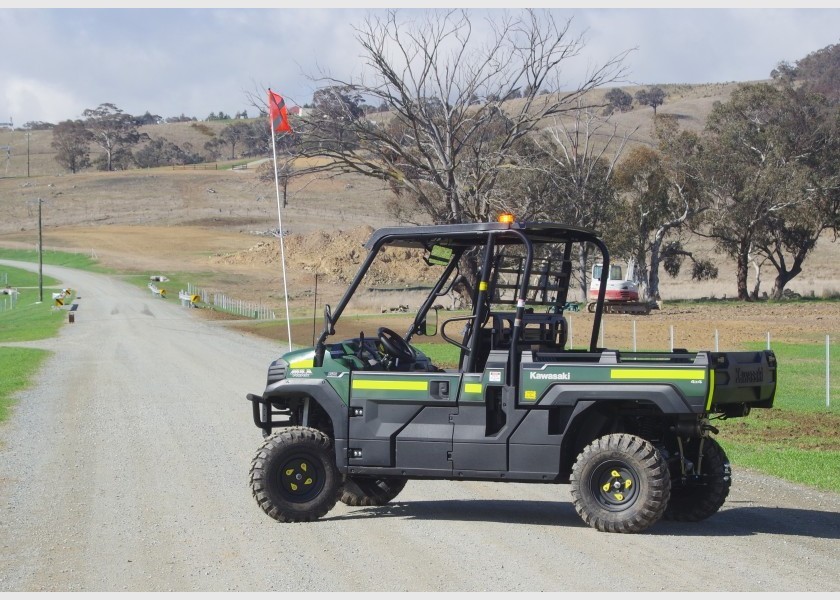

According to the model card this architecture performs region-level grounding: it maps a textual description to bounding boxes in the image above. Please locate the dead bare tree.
[297,9,632,227]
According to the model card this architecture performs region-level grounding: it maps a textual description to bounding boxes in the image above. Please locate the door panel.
[349,372,461,469]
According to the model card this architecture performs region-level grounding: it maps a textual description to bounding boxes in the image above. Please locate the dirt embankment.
[209,226,441,286]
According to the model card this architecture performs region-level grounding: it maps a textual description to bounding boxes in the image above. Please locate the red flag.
[268,89,292,133]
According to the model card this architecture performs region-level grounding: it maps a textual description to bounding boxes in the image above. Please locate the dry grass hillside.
[0,82,838,314]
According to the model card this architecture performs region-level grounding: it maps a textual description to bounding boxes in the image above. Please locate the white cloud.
[1,7,839,125]
[1,78,85,125]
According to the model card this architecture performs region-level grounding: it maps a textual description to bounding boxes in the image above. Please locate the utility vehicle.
[246,217,776,533]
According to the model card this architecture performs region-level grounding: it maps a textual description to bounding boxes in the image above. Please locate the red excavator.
[587,261,658,315]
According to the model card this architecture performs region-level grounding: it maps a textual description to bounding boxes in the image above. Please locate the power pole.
[27,132,30,177]
[38,197,43,303]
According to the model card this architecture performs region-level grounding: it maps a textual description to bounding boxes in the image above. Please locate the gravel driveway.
[1,260,838,592]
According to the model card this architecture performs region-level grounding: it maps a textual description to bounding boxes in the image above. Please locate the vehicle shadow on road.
[327,499,587,528]
[654,505,840,539]
[329,500,840,539]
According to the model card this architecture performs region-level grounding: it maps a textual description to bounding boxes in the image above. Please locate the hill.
[0,81,838,311]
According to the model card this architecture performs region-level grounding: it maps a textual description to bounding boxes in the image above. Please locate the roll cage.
[314,221,611,380]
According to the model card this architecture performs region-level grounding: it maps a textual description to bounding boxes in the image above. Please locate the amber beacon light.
[498,212,515,224]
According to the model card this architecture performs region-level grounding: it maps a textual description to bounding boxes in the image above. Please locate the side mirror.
[419,307,438,336]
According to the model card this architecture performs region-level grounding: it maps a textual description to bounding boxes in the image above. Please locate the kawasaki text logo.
[529,371,571,381]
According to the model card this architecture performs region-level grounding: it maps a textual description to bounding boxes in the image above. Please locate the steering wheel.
[377,327,416,363]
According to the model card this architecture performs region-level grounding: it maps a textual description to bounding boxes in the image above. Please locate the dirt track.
[1,261,839,592]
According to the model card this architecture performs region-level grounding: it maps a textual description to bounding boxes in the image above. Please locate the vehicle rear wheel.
[340,476,408,506]
[250,427,342,522]
[570,433,671,533]
[665,437,731,522]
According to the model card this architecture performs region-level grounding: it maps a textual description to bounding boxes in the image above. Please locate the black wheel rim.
[277,453,325,502]
[589,460,640,511]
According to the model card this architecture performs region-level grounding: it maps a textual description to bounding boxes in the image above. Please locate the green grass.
[0,265,73,424]
[0,248,108,272]
[0,264,82,424]
[745,341,838,413]
[713,341,840,492]
[0,347,51,422]
[414,342,462,368]
[717,438,840,492]
[0,266,71,343]
[1,264,60,289]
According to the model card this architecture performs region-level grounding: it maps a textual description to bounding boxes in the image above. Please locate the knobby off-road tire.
[665,437,731,522]
[250,427,342,523]
[340,476,408,507]
[570,433,671,534]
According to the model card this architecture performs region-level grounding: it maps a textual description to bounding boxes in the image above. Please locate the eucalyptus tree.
[700,83,839,299]
[82,103,142,171]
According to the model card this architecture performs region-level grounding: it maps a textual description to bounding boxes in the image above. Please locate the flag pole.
[269,91,293,352]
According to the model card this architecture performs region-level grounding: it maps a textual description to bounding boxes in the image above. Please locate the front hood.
[282,348,317,368]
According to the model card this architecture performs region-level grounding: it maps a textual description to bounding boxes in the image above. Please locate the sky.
[1,3,839,126]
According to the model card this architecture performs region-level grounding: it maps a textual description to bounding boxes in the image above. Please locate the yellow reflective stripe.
[352,379,429,391]
[464,383,482,394]
[289,359,314,368]
[705,368,715,411]
[479,281,488,291]
[610,369,706,381]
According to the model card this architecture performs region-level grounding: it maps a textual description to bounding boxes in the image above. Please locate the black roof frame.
[314,221,610,370]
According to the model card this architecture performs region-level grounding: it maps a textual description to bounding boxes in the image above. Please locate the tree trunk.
[736,241,751,301]
[578,245,590,301]
[647,228,666,300]
[770,257,804,300]
[751,258,763,300]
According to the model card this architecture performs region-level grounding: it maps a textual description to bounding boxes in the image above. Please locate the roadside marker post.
[148,283,166,298]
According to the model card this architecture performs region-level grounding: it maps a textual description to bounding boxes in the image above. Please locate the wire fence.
[1,294,18,312]
[186,282,276,320]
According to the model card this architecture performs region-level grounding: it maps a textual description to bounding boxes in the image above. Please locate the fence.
[1,272,18,312]
[1,292,18,312]
[171,163,221,170]
[185,282,276,320]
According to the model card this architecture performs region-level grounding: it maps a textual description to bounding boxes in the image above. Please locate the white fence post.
[568,314,573,349]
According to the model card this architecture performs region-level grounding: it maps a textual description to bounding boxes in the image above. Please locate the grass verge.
[0,347,50,423]
[0,248,108,272]
[0,266,71,343]
[717,407,840,492]
[712,340,839,492]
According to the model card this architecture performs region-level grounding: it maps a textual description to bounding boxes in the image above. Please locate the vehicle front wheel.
[570,433,671,533]
[340,476,408,506]
[250,427,342,522]
[665,437,731,522]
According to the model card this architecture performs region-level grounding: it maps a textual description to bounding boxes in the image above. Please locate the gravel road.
[1,261,839,592]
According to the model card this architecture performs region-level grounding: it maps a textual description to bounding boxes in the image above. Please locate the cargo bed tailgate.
[710,350,776,413]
